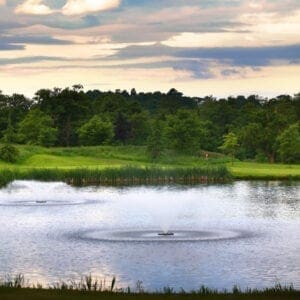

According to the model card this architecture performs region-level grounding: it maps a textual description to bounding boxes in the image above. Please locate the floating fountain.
[158,232,174,236]
[73,229,247,243]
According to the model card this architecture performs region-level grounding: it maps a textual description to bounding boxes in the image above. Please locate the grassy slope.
[0,145,299,179]
[0,289,299,300]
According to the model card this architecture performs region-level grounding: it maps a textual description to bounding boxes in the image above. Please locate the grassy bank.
[229,162,300,180]
[1,288,299,300]
[0,145,299,185]
[0,276,298,300]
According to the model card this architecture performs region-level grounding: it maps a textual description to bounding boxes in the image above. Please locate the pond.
[0,180,299,291]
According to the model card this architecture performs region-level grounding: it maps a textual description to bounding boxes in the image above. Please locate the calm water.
[0,180,299,291]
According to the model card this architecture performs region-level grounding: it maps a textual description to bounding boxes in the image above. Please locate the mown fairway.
[229,162,300,180]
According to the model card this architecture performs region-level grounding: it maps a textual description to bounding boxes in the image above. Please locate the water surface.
[0,181,299,291]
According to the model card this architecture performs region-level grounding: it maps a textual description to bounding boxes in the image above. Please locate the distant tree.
[1,111,15,143]
[35,86,90,146]
[0,102,19,163]
[18,109,57,146]
[165,110,207,153]
[130,88,137,96]
[277,123,300,163]
[147,120,165,159]
[114,112,131,144]
[237,123,262,159]
[0,93,32,140]
[78,115,114,146]
[219,132,239,165]
[128,112,150,145]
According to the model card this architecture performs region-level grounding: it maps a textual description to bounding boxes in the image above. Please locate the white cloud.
[62,0,121,16]
[0,0,6,6]
[15,0,54,15]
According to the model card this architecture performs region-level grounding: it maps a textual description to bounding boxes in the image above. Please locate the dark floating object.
[158,232,174,236]
[36,200,47,204]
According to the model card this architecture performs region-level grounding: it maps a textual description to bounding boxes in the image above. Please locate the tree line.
[0,85,299,163]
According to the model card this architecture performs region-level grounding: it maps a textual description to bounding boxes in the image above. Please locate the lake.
[0,180,299,291]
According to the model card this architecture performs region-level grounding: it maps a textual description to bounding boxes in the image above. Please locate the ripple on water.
[71,229,253,243]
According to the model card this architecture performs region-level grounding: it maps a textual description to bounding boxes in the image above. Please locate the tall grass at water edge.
[0,165,231,187]
[0,274,298,297]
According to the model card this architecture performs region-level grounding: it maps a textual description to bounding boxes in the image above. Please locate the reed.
[0,165,231,187]
[0,274,298,297]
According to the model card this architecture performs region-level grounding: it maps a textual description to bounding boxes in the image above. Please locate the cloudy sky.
[0,0,299,97]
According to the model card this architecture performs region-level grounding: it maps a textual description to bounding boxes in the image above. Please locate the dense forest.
[0,85,299,163]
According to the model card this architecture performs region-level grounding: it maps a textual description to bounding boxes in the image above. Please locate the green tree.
[35,86,90,146]
[147,120,165,159]
[277,123,300,163]
[219,132,239,165]
[18,109,57,146]
[165,110,207,153]
[128,112,150,145]
[78,115,114,146]
[2,110,16,143]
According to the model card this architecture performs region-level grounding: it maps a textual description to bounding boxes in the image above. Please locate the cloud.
[0,34,73,51]
[0,42,24,51]
[0,56,67,65]
[221,68,241,77]
[15,0,54,15]
[112,43,300,67]
[91,58,214,79]
[3,34,73,44]
[62,0,121,16]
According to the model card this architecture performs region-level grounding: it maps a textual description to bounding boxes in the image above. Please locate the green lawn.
[0,145,299,180]
[229,162,300,180]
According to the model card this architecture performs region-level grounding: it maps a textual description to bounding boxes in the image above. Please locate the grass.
[0,275,298,300]
[229,162,300,180]
[0,145,299,185]
[1,287,299,300]
[0,145,230,169]
[0,165,231,187]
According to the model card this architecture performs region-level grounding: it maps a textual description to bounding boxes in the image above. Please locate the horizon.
[1,84,300,100]
[0,0,299,98]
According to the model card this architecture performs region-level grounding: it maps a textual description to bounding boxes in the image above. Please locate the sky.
[0,0,299,98]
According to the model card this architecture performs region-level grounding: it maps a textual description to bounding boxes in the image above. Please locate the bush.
[17,109,57,147]
[0,144,19,163]
[78,115,114,146]
[255,152,268,163]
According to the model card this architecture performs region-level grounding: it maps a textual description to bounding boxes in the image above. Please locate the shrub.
[0,144,19,163]
[78,115,114,146]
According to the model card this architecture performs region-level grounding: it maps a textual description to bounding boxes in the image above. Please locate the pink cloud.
[15,0,54,15]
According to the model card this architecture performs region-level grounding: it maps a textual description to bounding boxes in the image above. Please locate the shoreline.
[1,166,299,188]
[0,145,299,187]
[0,165,231,188]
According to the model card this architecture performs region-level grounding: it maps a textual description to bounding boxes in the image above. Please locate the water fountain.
[158,232,174,236]
[0,180,103,206]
